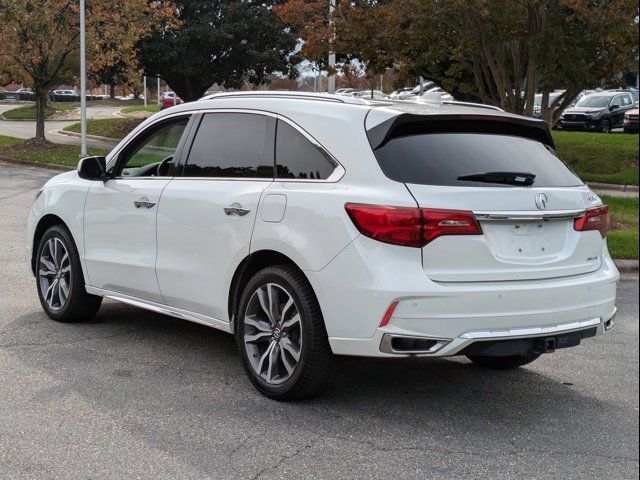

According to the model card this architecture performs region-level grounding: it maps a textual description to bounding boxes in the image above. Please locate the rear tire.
[467,353,541,370]
[36,225,102,322]
[236,265,332,401]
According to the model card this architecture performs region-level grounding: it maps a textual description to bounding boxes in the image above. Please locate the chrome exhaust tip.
[380,334,450,355]
[604,308,617,332]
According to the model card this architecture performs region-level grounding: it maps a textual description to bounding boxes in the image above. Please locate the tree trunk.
[35,91,47,141]
[109,83,116,99]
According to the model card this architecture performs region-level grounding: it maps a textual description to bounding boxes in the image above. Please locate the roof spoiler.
[367,113,554,150]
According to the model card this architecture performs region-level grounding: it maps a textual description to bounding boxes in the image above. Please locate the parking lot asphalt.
[0,163,638,480]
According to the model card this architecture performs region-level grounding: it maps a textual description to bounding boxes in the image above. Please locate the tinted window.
[576,95,612,108]
[276,121,338,180]
[119,117,189,177]
[374,133,582,188]
[611,96,623,107]
[183,113,275,178]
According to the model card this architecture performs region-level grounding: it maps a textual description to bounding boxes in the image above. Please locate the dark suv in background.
[558,91,635,133]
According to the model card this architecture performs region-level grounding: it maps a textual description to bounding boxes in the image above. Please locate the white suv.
[27,92,619,400]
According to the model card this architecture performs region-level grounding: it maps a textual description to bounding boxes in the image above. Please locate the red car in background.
[160,92,183,110]
[623,108,639,133]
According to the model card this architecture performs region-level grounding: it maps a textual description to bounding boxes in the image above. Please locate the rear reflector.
[380,301,399,327]
[345,203,482,248]
[574,205,610,238]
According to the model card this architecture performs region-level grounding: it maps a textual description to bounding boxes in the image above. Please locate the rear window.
[373,133,582,188]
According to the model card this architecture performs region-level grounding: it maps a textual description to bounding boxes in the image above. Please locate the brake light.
[574,205,610,238]
[345,203,483,247]
[345,204,422,247]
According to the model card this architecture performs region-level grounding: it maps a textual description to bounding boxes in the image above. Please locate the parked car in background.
[51,89,78,97]
[15,87,35,94]
[623,108,639,133]
[352,90,389,100]
[335,88,356,95]
[558,91,635,133]
[27,91,618,400]
[160,91,183,109]
[532,91,564,118]
[389,87,416,99]
[418,87,454,103]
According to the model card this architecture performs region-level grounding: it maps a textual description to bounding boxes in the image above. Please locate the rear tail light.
[345,203,482,248]
[421,209,483,245]
[574,205,610,238]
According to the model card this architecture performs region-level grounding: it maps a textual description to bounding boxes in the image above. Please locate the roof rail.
[442,100,504,112]
[199,90,369,105]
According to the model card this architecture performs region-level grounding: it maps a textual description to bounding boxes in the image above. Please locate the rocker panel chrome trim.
[85,286,233,333]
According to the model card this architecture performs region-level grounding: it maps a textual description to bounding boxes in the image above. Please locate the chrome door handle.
[134,197,156,209]
[224,206,251,216]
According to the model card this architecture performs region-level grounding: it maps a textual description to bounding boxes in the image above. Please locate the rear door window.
[183,113,275,178]
[373,133,582,187]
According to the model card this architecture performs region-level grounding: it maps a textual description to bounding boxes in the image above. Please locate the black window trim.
[173,108,345,183]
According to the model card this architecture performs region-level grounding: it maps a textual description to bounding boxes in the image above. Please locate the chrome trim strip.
[458,317,601,340]
[85,286,233,333]
[109,108,345,183]
[379,334,451,355]
[474,209,586,221]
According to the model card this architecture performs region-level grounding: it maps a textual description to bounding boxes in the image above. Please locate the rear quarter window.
[373,133,583,188]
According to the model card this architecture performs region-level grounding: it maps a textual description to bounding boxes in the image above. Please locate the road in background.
[0,103,123,150]
[0,163,638,479]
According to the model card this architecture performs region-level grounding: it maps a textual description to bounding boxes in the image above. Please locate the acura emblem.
[535,193,549,210]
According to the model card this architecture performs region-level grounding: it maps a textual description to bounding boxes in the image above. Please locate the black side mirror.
[609,104,620,111]
[77,156,109,181]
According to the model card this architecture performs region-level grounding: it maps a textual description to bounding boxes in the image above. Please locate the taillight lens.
[574,205,610,238]
[345,204,422,247]
[345,203,482,248]
[421,209,483,245]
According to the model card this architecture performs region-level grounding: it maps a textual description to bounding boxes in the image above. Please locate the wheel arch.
[31,214,69,275]
[228,250,315,327]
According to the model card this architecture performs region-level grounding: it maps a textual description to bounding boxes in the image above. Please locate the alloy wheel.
[38,238,71,311]
[243,283,302,385]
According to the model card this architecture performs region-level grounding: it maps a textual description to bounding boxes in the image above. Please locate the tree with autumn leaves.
[0,0,176,140]
[276,0,638,125]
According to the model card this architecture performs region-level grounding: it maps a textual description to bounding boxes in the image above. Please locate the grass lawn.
[1,102,78,120]
[0,134,22,147]
[601,195,639,260]
[64,118,144,140]
[553,131,639,186]
[121,104,160,114]
[7,144,108,167]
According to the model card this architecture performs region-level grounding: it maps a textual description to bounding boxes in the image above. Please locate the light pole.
[328,0,336,94]
[79,0,87,157]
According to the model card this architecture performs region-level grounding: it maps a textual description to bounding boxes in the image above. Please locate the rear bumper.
[308,236,619,358]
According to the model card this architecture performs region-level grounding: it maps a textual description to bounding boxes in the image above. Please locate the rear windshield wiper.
[457,171,536,186]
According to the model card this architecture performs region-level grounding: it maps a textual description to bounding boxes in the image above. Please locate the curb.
[55,129,120,144]
[0,156,74,172]
[587,182,639,193]
[614,259,639,273]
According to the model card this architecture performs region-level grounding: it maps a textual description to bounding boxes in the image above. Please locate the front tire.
[236,265,332,400]
[601,118,612,133]
[467,353,541,370]
[36,225,102,322]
